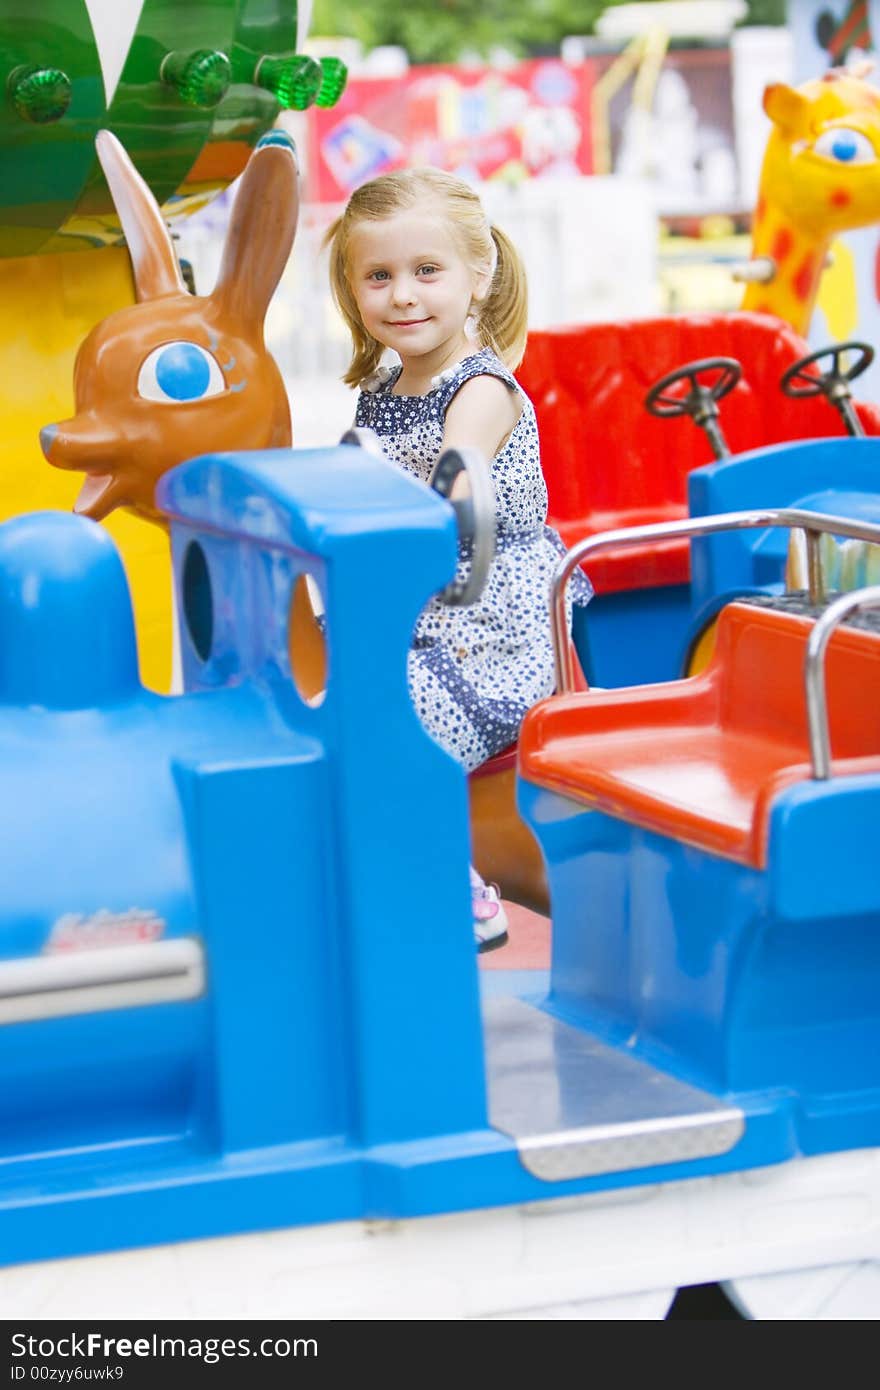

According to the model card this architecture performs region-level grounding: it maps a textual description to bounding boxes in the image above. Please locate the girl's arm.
[441,376,522,498]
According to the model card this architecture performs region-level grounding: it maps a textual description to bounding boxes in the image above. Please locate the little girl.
[325,168,591,951]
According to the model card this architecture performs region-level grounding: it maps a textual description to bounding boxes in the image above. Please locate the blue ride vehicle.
[2,430,880,1296]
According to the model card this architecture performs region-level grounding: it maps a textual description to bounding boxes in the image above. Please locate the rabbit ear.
[212,137,300,327]
[96,129,186,301]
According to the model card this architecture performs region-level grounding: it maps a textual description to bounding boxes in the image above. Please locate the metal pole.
[552,508,880,694]
[805,529,825,605]
[804,585,880,779]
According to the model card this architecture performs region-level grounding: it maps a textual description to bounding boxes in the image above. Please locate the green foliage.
[310,0,787,65]
[738,0,787,24]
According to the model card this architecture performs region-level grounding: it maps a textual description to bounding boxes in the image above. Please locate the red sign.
[305,58,596,202]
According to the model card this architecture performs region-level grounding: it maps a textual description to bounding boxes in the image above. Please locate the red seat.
[520,602,880,868]
[517,312,880,596]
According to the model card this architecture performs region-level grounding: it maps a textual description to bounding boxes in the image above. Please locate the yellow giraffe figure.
[740,68,880,337]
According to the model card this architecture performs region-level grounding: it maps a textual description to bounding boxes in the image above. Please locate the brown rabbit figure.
[40,128,299,525]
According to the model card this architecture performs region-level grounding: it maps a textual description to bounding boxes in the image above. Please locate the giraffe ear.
[763,82,810,135]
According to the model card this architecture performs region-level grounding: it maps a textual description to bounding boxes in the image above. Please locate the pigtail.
[477,225,528,371]
[324,215,386,388]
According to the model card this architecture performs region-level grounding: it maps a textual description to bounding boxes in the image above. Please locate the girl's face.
[347,208,490,370]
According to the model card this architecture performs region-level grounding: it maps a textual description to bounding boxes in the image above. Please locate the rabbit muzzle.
[40,412,155,522]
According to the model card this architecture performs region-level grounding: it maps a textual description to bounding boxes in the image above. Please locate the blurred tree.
[740,0,787,22]
[310,0,787,64]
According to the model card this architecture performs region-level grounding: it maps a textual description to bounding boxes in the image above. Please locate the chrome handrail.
[805,586,880,779]
[551,508,880,693]
[0,937,205,1025]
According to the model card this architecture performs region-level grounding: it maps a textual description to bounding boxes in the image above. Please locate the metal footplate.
[483,997,744,1180]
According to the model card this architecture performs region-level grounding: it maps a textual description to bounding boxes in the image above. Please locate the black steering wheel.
[780,341,873,439]
[644,357,742,459]
[780,341,873,397]
[340,428,495,606]
[645,357,742,418]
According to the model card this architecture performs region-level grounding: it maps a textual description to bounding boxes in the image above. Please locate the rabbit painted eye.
[137,341,226,403]
[812,127,876,164]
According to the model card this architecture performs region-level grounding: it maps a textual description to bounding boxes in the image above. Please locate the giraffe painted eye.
[812,127,876,164]
[137,342,226,403]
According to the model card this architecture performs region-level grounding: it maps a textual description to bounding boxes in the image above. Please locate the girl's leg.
[407,647,509,951]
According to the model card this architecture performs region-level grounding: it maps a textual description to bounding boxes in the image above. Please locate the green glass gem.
[160,50,231,109]
[316,58,348,109]
[255,55,321,111]
[8,65,72,124]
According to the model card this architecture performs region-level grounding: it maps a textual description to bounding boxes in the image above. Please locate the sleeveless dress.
[355,348,592,773]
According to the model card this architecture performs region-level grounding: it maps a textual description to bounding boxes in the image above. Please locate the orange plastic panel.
[517,312,880,595]
[520,602,880,867]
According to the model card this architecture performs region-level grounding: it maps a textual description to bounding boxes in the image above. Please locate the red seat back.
[518,312,880,594]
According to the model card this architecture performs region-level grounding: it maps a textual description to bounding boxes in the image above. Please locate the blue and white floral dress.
[355,347,592,773]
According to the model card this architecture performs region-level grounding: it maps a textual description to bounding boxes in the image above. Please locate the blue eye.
[137,341,225,403]
[813,127,876,164]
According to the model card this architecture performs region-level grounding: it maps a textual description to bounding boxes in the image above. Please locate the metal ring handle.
[551,508,880,692]
[428,446,496,606]
[805,585,880,779]
[341,431,495,606]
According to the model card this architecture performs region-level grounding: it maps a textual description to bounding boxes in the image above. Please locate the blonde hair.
[325,168,528,388]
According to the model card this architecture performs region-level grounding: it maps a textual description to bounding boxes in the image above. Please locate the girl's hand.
[442,376,522,497]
